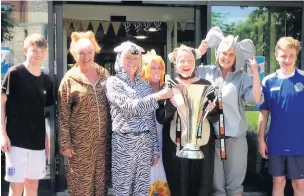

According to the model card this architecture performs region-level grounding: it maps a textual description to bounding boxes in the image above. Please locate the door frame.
[48,1,66,193]
[47,1,206,193]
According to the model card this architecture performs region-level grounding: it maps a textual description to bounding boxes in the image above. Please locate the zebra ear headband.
[113,41,145,75]
[205,26,256,69]
[114,41,145,54]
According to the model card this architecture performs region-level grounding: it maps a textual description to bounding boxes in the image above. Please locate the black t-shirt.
[1,64,54,150]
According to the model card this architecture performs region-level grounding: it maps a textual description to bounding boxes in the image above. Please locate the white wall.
[63,4,194,22]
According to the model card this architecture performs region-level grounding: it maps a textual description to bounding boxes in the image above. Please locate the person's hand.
[152,158,159,166]
[170,96,177,106]
[61,148,75,158]
[154,88,173,101]
[206,100,216,112]
[1,133,11,153]
[258,139,268,159]
[198,40,208,55]
[248,58,259,74]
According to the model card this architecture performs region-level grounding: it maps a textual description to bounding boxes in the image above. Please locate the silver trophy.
[165,74,216,159]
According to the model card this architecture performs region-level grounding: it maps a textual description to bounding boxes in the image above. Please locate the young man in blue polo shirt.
[258,37,304,196]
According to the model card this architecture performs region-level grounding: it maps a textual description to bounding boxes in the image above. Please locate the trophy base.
[178,144,204,159]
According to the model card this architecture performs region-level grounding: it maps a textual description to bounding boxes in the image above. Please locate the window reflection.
[211,6,302,74]
[1,1,49,74]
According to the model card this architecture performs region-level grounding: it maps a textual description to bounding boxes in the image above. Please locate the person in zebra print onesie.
[106,42,173,196]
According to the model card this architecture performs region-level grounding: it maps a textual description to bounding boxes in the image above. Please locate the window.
[1,1,49,73]
[211,6,302,75]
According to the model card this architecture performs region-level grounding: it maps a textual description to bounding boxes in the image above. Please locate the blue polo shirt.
[258,68,304,156]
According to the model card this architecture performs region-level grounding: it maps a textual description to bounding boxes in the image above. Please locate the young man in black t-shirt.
[1,33,54,196]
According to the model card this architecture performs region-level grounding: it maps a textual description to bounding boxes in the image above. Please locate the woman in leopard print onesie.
[58,31,111,196]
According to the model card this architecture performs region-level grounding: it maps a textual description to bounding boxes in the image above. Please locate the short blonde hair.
[142,53,166,86]
[23,33,48,49]
[69,31,101,58]
[275,37,302,55]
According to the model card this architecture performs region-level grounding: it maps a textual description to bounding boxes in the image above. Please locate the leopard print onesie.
[58,64,111,196]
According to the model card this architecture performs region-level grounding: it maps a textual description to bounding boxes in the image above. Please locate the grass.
[246,110,271,133]
[246,111,259,133]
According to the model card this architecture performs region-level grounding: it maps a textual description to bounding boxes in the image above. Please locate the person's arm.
[198,40,208,56]
[257,77,270,159]
[1,94,6,134]
[58,77,73,156]
[1,94,10,152]
[150,108,160,165]
[1,69,14,152]
[240,59,263,105]
[106,77,169,116]
[156,98,177,124]
[251,68,262,103]
[258,110,269,159]
[1,94,7,136]
[240,73,263,105]
[203,90,220,123]
[206,104,220,123]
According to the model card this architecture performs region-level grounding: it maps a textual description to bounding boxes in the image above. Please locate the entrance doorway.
[51,2,203,193]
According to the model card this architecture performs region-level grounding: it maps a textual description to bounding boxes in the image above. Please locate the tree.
[1,5,14,42]
[211,6,302,73]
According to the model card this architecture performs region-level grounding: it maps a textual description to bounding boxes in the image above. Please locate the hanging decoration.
[124,22,131,33]
[81,20,91,31]
[143,22,151,32]
[112,22,121,36]
[154,21,162,31]
[73,20,82,31]
[101,21,110,34]
[62,18,180,37]
[63,18,72,29]
[91,21,101,34]
[178,20,187,31]
[134,22,142,34]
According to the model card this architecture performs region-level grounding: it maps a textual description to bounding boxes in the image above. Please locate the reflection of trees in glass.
[1,5,14,42]
[212,7,301,74]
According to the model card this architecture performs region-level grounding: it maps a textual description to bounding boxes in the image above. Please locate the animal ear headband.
[142,49,158,61]
[114,41,145,54]
[113,41,145,75]
[205,26,256,69]
[168,44,202,63]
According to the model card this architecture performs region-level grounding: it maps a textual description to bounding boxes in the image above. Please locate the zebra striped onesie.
[106,51,160,196]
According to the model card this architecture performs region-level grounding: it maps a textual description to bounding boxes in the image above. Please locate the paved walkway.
[56,189,267,196]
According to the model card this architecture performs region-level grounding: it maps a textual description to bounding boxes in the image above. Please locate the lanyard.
[218,89,227,160]
[176,114,181,156]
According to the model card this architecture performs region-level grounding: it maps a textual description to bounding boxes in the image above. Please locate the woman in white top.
[142,50,170,196]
